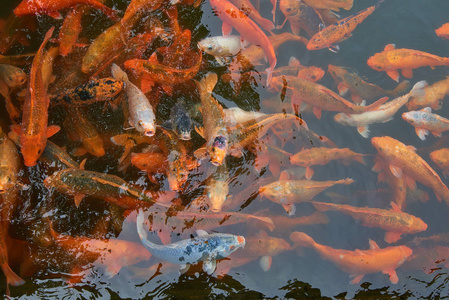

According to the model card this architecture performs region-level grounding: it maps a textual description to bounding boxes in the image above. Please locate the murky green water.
[1,0,449,298]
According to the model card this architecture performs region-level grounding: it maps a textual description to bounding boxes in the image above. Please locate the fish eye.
[376,66,382,69]
[286,7,292,12]
[229,245,235,250]
[207,45,213,50]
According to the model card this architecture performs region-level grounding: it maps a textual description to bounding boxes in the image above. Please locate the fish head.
[371,136,398,161]
[0,169,14,193]
[4,68,27,88]
[198,38,221,56]
[306,35,324,51]
[279,0,299,18]
[259,182,282,203]
[401,111,424,126]
[298,67,325,83]
[83,137,106,157]
[136,119,156,137]
[367,53,389,71]
[399,246,413,262]
[207,179,228,212]
[209,136,228,166]
[43,170,63,189]
[21,134,46,167]
[216,234,246,259]
[327,65,346,81]
[267,76,286,93]
[430,149,449,168]
[174,114,192,140]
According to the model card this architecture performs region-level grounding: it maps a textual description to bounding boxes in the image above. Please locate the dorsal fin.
[369,239,380,250]
[390,201,401,212]
[384,44,395,51]
[196,229,209,237]
[279,170,290,181]
[421,107,432,113]
[288,57,300,67]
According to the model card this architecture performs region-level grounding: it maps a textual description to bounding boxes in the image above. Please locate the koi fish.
[131,152,167,182]
[198,35,248,65]
[367,44,449,82]
[430,148,449,177]
[205,162,230,212]
[290,146,366,179]
[63,108,105,157]
[290,232,412,284]
[307,1,383,52]
[12,27,60,167]
[327,64,411,103]
[403,107,449,140]
[254,142,293,177]
[136,210,245,275]
[301,0,353,11]
[259,170,354,215]
[209,0,276,85]
[51,229,152,278]
[228,0,274,32]
[195,73,229,166]
[0,64,27,88]
[166,101,193,140]
[371,136,449,204]
[43,160,169,208]
[0,127,20,194]
[111,64,156,137]
[50,78,124,109]
[435,23,449,40]
[312,201,427,243]
[406,76,449,111]
[271,75,388,118]
[13,0,120,21]
[279,0,323,38]
[334,81,426,138]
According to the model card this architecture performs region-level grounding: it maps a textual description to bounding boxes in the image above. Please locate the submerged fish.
[136,210,245,274]
[279,0,323,37]
[198,35,248,65]
[167,101,192,140]
[430,148,449,177]
[406,76,449,111]
[435,23,449,40]
[402,107,449,140]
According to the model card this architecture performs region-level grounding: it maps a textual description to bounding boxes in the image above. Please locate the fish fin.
[71,147,87,156]
[351,94,363,104]
[328,44,340,53]
[390,201,401,212]
[47,11,63,20]
[10,124,21,136]
[279,170,290,181]
[384,232,402,244]
[415,128,429,141]
[404,176,416,190]
[305,166,314,180]
[2,263,25,287]
[401,69,413,79]
[222,22,232,36]
[289,57,300,67]
[386,70,400,82]
[74,194,85,207]
[196,229,209,237]
[312,202,331,211]
[260,256,272,272]
[365,96,388,111]
[157,231,171,245]
[357,126,370,138]
[214,56,229,66]
[312,106,322,119]
[47,125,61,137]
[384,269,399,284]
[431,131,442,137]
[180,264,191,274]
[421,107,432,113]
[79,158,87,170]
[350,274,364,284]
[337,82,349,96]
[389,164,403,178]
[195,126,205,138]
[319,23,325,31]
[203,260,216,275]
[104,263,121,278]
[384,44,396,51]
[368,239,380,250]
[372,159,382,173]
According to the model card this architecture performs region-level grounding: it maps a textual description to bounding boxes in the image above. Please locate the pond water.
[1,0,449,298]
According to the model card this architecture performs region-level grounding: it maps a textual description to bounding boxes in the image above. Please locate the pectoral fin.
[389,164,402,178]
[260,256,272,272]
[203,260,216,275]
[384,231,402,244]
[74,194,86,207]
[386,70,400,82]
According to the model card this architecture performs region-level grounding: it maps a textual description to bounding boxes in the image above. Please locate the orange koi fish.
[289,146,366,179]
[367,44,449,82]
[259,170,354,215]
[12,27,60,167]
[301,0,353,11]
[206,162,229,212]
[290,232,412,284]
[313,201,427,243]
[435,23,449,40]
[430,148,449,177]
[406,76,449,111]
[14,0,120,21]
[279,0,323,38]
[402,107,449,140]
[307,1,383,52]
[229,0,275,32]
[371,136,449,204]
[270,75,388,118]
[209,0,277,85]
[0,225,25,291]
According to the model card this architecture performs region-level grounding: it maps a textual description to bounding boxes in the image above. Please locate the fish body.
[307,2,381,52]
[137,210,245,274]
[13,0,119,21]
[406,76,449,111]
[0,128,20,194]
[17,27,60,167]
[0,64,27,88]
[301,0,353,11]
[111,64,155,137]
[280,0,323,37]
[260,171,353,215]
[50,78,124,108]
[312,201,427,243]
[435,23,449,40]
[367,44,449,81]
[209,0,277,84]
[290,232,412,284]
[334,81,426,138]
[403,107,449,140]
[328,64,411,103]
[289,147,366,179]
[430,148,449,177]
[371,136,449,204]
[271,75,388,118]
[196,73,228,166]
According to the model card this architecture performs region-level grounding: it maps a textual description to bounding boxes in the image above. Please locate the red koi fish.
[14,0,120,21]
[12,27,60,167]
[209,0,276,85]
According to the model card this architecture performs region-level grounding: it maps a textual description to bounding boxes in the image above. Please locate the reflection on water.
[0,0,449,298]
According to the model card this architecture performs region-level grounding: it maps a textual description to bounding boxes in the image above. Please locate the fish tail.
[364,96,389,112]
[408,80,427,99]
[111,63,129,82]
[311,201,333,212]
[289,231,315,248]
[247,215,275,232]
[258,18,275,32]
[387,80,411,97]
[355,154,367,165]
[1,263,25,286]
[341,178,355,185]
[196,73,218,96]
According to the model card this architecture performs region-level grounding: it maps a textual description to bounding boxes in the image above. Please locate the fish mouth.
[179,132,191,140]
